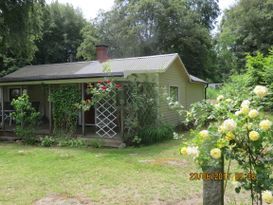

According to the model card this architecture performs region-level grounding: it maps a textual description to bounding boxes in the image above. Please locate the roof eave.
[0,72,124,84]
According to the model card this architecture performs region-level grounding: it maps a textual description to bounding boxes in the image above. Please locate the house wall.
[158,59,205,126]
[186,83,205,108]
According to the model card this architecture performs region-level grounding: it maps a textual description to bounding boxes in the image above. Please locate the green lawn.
[0,138,250,205]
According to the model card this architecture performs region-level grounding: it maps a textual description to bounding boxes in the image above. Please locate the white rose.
[253,85,268,98]
[241,100,250,108]
[186,146,199,157]
[222,119,237,132]
[248,109,259,118]
[217,95,224,102]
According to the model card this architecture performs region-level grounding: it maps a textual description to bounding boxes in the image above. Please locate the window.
[170,86,179,101]
[9,88,21,101]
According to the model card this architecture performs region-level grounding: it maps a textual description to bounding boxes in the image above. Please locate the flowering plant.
[75,79,122,111]
[179,85,273,205]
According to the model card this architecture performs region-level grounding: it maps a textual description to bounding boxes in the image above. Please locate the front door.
[84,84,95,125]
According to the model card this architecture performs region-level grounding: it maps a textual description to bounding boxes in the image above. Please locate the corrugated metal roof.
[1,53,206,84]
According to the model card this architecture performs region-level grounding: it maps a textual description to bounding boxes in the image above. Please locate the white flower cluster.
[219,119,237,133]
[180,146,199,157]
[254,85,268,98]
[235,99,259,118]
[262,190,273,204]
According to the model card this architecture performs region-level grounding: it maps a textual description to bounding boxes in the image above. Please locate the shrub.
[207,87,220,99]
[180,85,273,205]
[137,124,174,145]
[184,100,215,129]
[57,137,86,148]
[11,92,40,145]
[122,79,159,145]
[40,136,56,147]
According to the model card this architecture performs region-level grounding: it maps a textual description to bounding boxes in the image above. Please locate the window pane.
[170,86,178,101]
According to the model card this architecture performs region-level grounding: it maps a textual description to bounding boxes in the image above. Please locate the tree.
[0,0,44,76]
[216,0,273,74]
[76,23,98,60]
[33,1,87,64]
[94,0,220,79]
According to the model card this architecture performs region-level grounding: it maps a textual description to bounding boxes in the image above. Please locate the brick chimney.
[96,45,109,62]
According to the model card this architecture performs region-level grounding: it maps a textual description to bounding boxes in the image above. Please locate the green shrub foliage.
[11,92,40,144]
[122,78,160,145]
[137,124,174,145]
[49,85,81,136]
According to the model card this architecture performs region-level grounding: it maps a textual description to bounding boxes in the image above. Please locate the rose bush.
[75,79,122,111]
[178,85,273,205]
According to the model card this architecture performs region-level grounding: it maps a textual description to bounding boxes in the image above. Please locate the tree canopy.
[33,1,87,64]
[94,0,219,79]
[0,0,44,75]
[0,0,272,83]
[216,0,273,76]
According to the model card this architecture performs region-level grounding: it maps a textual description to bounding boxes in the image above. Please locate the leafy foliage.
[216,0,273,75]
[76,23,99,60]
[33,1,87,64]
[0,0,44,75]
[40,135,56,147]
[179,86,273,205]
[137,124,174,145]
[95,0,219,79]
[49,85,81,136]
[122,79,159,145]
[11,92,40,144]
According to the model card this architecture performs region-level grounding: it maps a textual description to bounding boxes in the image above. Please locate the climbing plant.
[49,85,81,136]
[122,79,159,145]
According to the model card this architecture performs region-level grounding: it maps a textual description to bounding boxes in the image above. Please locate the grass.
[0,137,250,205]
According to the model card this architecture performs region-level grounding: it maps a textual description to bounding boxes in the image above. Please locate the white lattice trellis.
[95,94,117,138]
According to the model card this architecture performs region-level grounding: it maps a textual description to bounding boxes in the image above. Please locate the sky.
[46,0,237,21]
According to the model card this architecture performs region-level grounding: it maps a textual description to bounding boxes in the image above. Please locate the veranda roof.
[0,53,206,84]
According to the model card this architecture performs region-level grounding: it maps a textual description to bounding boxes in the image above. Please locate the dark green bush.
[137,124,174,145]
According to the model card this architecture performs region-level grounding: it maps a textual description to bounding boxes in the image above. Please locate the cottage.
[0,45,207,140]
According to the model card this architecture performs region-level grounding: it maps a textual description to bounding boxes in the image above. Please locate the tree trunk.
[202,162,224,205]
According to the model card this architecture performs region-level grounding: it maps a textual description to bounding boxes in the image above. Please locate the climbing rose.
[259,120,272,131]
[254,85,268,98]
[235,110,242,116]
[199,130,209,139]
[180,147,188,156]
[248,109,259,119]
[241,106,250,115]
[115,83,122,89]
[186,146,199,157]
[210,148,221,159]
[221,119,237,132]
[101,86,107,91]
[241,100,250,108]
[249,131,260,141]
[225,132,235,141]
[262,190,273,204]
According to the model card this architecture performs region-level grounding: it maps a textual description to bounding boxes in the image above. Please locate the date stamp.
[189,172,256,181]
